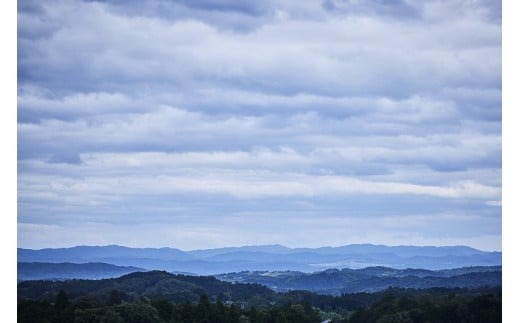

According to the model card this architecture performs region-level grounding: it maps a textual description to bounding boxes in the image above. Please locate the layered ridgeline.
[18,262,146,281]
[17,270,501,307]
[17,270,502,323]
[216,266,501,295]
[18,271,275,305]
[18,244,501,275]
[18,262,501,295]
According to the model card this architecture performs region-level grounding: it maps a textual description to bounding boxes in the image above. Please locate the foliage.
[18,271,501,322]
[347,290,501,323]
[18,270,276,305]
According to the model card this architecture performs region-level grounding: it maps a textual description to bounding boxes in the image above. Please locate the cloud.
[322,0,420,19]
[17,212,501,251]
[18,0,500,99]
[18,104,501,172]
[486,200,502,207]
[17,0,501,250]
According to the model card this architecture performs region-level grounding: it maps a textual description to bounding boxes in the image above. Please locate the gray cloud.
[18,0,501,250]
[18,0,501,99]
[322,0,420,19]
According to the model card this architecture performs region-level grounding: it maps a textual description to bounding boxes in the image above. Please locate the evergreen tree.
[55,289,70,310]
[275,312,288,323]
[197,294,211,322]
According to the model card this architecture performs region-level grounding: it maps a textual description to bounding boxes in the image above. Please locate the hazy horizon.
[18,242,501,253]
[18,0,501,251]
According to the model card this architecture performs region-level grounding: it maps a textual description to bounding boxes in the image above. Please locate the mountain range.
[18,244,501,275]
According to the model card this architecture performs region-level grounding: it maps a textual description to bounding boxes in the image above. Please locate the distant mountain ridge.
[18,244,501,275]
[18,245,193,262]
[18,262,146,281]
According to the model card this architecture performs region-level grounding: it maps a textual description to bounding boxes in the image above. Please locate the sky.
[17,0,502,251]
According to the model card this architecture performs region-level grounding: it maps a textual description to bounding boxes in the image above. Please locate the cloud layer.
[18,0,501,251]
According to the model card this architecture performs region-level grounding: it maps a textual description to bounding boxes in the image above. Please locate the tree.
[114,303,163,323]
[249,306,258,323]
[275,312,288,323]
[55,289,70,310]
[229,304,241,323]
[54,290,74,323]
[109,289,124,305]
[197,294,211,322]
[151,299,174,321]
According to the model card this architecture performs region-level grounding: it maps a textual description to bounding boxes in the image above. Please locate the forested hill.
[17,270,502,323]
[18,270,276,305]
[216,266,502,295]
[18,263,501,297]
[18,266,502,303]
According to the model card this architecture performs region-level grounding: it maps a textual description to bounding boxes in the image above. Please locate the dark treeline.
[18,286,501,323]
[18,292,320,323]
[17,271,277,304]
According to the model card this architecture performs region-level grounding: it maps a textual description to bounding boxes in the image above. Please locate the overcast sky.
[17,0,501,251]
